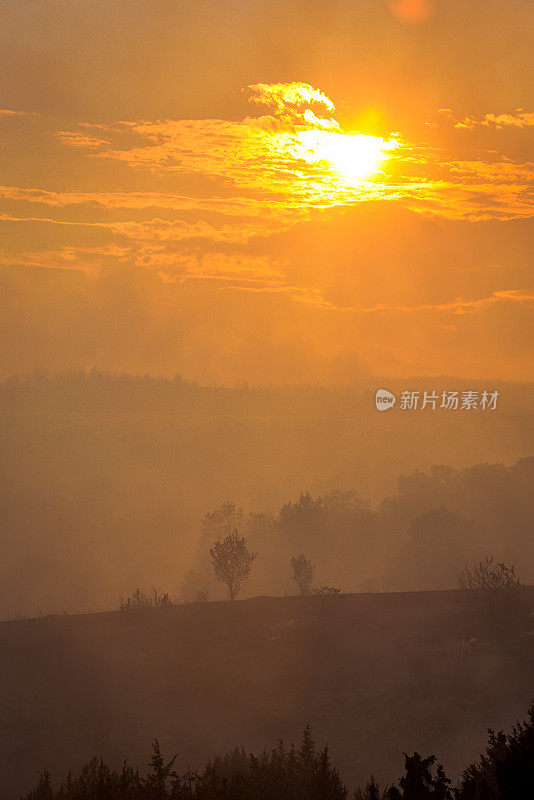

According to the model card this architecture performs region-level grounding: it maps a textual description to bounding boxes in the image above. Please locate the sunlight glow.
[295,130,398,181]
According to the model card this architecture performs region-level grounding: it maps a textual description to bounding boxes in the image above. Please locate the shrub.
[458,556,522,625]
[120,588,173,611]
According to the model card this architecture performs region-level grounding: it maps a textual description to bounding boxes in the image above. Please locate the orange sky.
[0,0,533,383]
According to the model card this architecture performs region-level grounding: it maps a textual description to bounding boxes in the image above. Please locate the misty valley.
[0,373,533,798]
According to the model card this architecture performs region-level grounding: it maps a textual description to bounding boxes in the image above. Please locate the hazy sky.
[1,0,533,383]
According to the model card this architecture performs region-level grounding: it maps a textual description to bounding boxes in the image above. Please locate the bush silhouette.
[458,555,522,626]
[120,588,173,611]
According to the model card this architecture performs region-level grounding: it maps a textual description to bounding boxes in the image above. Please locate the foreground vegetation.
[25,704,534,800]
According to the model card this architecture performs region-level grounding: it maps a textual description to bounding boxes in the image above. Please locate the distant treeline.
[185,455,534,598]
[25,704,534,799]
[1,370,532,415]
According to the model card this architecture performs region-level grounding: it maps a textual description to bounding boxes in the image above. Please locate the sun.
[295,129,397,181]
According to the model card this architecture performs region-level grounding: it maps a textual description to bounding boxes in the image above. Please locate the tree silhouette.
[183,501,245,601]
[354,777,381,800]
[143,739,178,799]
[290,554,315,595]
[378,753,452,799]
[399,752,437,798]
[21,705,534,800]
[459,703,534,799]
[210,530,257,600]
[25,770,53,800]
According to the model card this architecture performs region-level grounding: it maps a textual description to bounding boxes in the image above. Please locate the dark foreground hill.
[1,590,534,798]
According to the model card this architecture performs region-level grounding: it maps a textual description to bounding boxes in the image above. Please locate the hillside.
[2,373,533,617]
[1,590,533,798]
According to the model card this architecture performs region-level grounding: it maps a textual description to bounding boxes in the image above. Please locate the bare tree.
[290,554,315,595]
[182,502,245,601]
[459,555,522,623]
[210,530,257,600]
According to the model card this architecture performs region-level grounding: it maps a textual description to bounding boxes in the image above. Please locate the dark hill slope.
[1,590,533,797]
